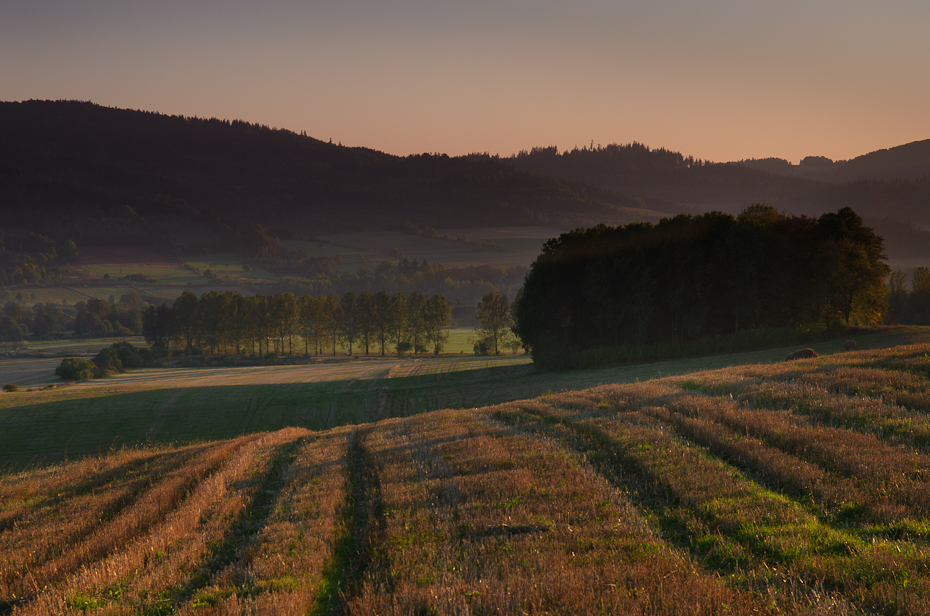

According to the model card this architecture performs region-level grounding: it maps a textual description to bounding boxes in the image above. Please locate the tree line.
[515,206,889,368]
[143,289,453,357]
[0,292,147,343]
[0,230,78,288]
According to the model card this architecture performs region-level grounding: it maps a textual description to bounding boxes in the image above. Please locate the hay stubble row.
[7,343,930,612]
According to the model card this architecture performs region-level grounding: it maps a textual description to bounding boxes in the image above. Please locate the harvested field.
[484,343,930,614]
[0,427,350,615]
[7,340,930,612]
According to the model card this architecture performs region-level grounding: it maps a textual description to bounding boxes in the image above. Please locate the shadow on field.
[0,361,539,470]
[5,326,930,471]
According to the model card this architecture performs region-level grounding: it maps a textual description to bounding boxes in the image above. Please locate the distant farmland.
[3,327,930,469]
[7,341,930,613]
[12,226,559,309]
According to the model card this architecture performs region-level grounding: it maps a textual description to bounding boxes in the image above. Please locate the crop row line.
[495,395,930,615]
[11,431,298,615]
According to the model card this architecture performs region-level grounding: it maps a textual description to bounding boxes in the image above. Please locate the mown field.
[7,338,930,613]
[2,327,930,470]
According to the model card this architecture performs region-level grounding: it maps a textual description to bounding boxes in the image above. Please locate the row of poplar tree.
[143,289,452,356]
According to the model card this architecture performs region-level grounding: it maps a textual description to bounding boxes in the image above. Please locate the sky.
[3,0,929,163]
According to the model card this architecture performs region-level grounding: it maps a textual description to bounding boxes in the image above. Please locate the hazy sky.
[3,0,929,163]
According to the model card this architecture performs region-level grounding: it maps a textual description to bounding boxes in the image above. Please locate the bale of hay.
[785,348,818,361]
[845,340,856,351]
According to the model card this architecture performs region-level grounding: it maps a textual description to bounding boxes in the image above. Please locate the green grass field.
[2,326,929,470]
[177,253,282,282]
[82,263,203,286]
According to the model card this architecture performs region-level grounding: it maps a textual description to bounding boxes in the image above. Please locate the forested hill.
[0,100,664,254]
[739,139,930,183]
[501,143,930,227]
[500,143,820,209]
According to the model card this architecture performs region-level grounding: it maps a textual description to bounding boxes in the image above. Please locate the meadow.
[7,334,930,613]
[0,327,927,470]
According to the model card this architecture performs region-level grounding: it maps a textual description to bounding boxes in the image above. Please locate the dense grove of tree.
[144,289,452,357]
[0,291,148,343]
[0,230,78,287]
[515,206,889,368]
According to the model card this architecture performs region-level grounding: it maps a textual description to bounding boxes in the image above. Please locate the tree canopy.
[514,206,889,368]
[143,289,453,358]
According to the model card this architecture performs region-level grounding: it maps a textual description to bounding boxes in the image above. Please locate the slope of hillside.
[740,139,930,183]
[502,143,823,211]
[0,100,660,253]
[7,341,930,613]
[505,143,930,227]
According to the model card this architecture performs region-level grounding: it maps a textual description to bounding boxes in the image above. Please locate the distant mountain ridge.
[1,100,929,263]
[738,139,930,183]
[500,142,930,228]
[498,143,820,211]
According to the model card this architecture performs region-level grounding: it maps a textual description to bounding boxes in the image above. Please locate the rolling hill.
[3,99,929,266]
[500,142,930,260]
[0,100,670,255]
[504,142,930,225]
[739,138,930,183]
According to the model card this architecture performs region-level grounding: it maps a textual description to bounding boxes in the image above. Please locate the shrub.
[92,347,123,374]
[111,341,144,369]
[2,383,19,392]
[55,357,98,380]
[57,342,155,381]
[473,339,492,356]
